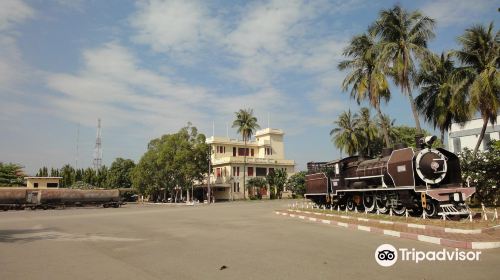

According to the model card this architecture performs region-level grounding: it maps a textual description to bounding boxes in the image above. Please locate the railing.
[211,157,295,165]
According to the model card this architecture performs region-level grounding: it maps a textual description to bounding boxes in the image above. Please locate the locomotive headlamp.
[424,135,437,147]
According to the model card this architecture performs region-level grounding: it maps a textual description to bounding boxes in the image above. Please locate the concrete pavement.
[1,200,499,280]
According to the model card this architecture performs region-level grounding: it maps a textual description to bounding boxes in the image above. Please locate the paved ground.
[1,200,499,280]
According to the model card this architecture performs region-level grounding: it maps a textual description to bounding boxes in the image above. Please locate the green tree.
[454,22,499,153]
[266,169,288,199]
[132,124,208,201]
[330,110,362,156]
[356,107,378,157]
[247,177,267,199]
[60,164,75,188]
[287,171,307,196]
[232,108,260,199]
[95,165,108,188]
[83,167,96,186]
[391,125,442,148]
[0,162,24,186]
[338,33,392,147]
[107,158,136,188]
[416,52,470,144]
[459,140,500,206]
[371,4,435,134]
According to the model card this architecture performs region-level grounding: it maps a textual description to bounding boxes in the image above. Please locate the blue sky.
[0,0,498,174]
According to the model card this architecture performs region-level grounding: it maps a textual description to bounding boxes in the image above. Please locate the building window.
[265,148,272,155]
[251,149,254,157]
[238,148,249,156]
[256,167,266,176]
[233,147,236,156]
[268,168,274,175]
[47,183,58,188]
[248,167,254,176]
[453,138,461,153]
[216,146,226,153]
[34,183,38,188]
[216,168,221,177]
[233,166,240,176]
[237,182,240,192]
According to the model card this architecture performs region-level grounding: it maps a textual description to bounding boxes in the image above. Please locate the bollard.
[389,208,393,217]
[405,209,408,220]
[495,209,498,221]
[337,205,340,212]
[442,214,446,221]
[422,211,426,220]
[355,207,358,213]
[330,205,333,212]
[469,211,473,222]
[376,209,380,215]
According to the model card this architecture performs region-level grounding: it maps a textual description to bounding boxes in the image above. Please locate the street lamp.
[207,148,211,204]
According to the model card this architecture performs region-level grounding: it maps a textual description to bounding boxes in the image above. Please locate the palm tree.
[330,110,362,156]
[454,22,499,153]
[415,52,470,144]
[232,108,260,199]
[378,114,399,144]
[338,33,392,148]
[356,107,378,157]
[371,4,435,134]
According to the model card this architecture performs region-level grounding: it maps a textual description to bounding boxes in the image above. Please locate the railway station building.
[25,177,62,189]
[197,128,295,201]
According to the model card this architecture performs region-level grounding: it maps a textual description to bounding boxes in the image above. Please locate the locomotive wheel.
[424,201,438,217]
[376,193,389,214]
[392,204,407,216]
[362,193,376,212]
[346,198,356,211]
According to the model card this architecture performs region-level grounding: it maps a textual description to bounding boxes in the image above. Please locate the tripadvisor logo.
[375,244,482,267]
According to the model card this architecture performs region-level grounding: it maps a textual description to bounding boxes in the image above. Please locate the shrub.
[459,140,500,206]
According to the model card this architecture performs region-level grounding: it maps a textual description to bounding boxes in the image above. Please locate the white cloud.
[421,0,497,27]
[0,0,34,31]
[46,42,211,130]
[130,0,221,54]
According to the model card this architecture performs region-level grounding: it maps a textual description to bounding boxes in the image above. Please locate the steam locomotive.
[305,135,475,217]
[0,188,122,211]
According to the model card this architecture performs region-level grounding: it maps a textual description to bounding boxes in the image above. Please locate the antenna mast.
[93,118,102,171]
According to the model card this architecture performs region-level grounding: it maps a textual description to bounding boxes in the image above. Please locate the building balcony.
[211,156,295,166]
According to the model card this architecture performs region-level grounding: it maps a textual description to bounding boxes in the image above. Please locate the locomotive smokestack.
[415,134,425,149]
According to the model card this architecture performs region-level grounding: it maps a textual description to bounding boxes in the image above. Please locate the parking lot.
[1,200,499,280]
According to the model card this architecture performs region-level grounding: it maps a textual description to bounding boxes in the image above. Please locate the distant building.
[201,128,295,200]
[448,115,500,153]
[25,177,62,189]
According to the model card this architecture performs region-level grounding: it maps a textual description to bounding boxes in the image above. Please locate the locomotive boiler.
[305,135,475,217]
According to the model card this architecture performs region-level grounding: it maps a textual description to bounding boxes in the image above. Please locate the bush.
[459,140,500,206]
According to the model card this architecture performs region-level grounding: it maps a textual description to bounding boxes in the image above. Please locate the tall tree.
[416,52,470,143]
[338,33,392,147]
[0,162,24,186]
[371,4,435,134]
[356,108,378,157]
[232,109,260,199]
[132,124,208,201]
[60,164,75,188]
[455,22,499,153]
[107,158,136,188]
[266,169,288,199]
[330,110,362,156]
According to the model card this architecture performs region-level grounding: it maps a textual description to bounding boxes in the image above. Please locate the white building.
[200,128,295,200]
[448,115,500,153]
